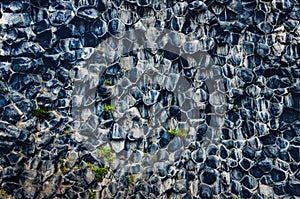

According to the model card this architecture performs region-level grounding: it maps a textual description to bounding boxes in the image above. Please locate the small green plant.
[89,190,96,199]
[32,108,49,120]
[169,129,187,138]
[104,105,115,112]
[98,147,113,162]
[3,87,9,93]
[234,104,239,111]
[87,163,108,181]
[129,174,135,185]
[233,196,238,199]
[92,167,108,181]
[0,188,12,199]
[104,79,113,86]
[64,129,71,135]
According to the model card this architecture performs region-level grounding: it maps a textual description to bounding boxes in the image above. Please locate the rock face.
[0,0,299,198]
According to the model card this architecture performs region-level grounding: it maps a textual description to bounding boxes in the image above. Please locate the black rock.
[283,129,296,141]
[32,19,50,34]
[280,107,300,123]
[288,177,300,196]
[263,145,279,158]
[1,13,31,29]
[12,57,43,73]
[241,175,258,190]
[271,168,286,182]
[239,68,254,83]
[270,103,283,117]
[6,152,22,165]
[273,0,294,12]
[49,10,74,26]
[11,42,45,58]
[108,19,125,36]
[2,105,21,124]
[188,1,207,11]
[76,6,98,21]
[257,22,273,34]
[201,169,217,185]
[256,43,270,57]
[159,131,171,148]
[82,32,99,47]
[0,94,9,108]
[257,159,273,173]
[242,146,256,159]
[249,165,264,178]
[239,158,252,171]
[55,24,80,39]
[198,184,212,199]
[259,134,276,145]
[92,19,107,37]
[273,183,288,196]
[288,145,300,162]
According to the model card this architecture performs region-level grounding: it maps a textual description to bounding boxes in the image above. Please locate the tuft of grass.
[0,188,12,199]
[104,79,113,86]
[169,129,187,138]
[234,104,239,111]
[3,87,9,93]
[64,129,71,135]
[32,108,49,120]
[89,190,96,199]
[98,147,113,162]
[104,105,115,112]
[129,174,135,185]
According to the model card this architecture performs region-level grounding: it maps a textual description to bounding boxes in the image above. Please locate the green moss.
[32,108,49,120]
[169,129,187,138]
[104,105,115,112]
[98,147,113,162]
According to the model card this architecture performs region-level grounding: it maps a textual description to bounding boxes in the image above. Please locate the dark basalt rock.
[288,177,300,196]
[241,175,258,190]
[49,10,74,26]
[108,19,125,37]
[288,145,300,162]
[280,107,300,123]
[2,105,21,124]
[201,168,217,185]
[92,19,107,37]
[256,43,270,57]
[242,146,256,159]
[198,184,212,199]
[76,6,98,21]
[270,168,286,182]
[12,57,43,73]
[11,42,45,58]
[0,94,9,108]
[273,0,294,12]
[159,131,171,148]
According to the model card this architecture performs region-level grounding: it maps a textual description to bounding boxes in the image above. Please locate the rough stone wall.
[0,0,300,198]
